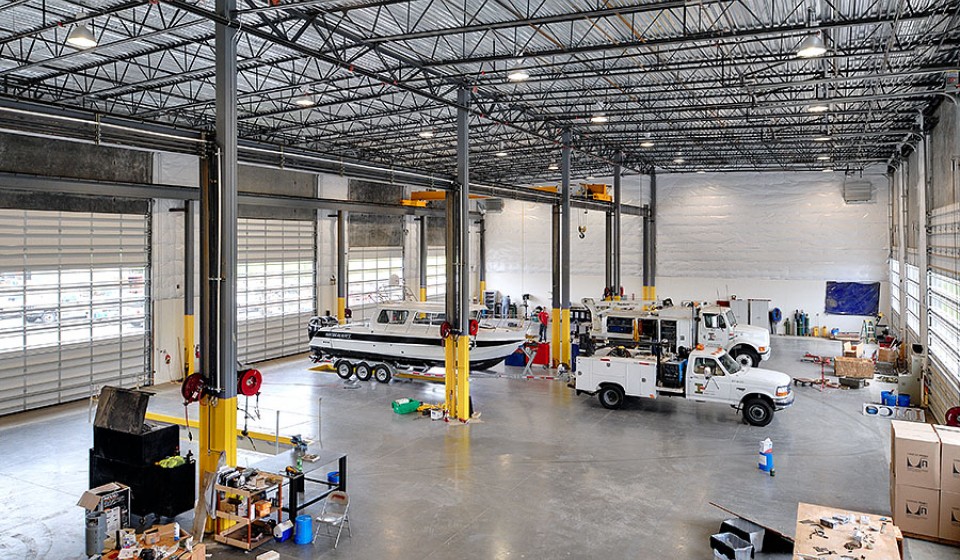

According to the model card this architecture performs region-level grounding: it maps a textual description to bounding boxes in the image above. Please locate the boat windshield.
[377,310,409,325]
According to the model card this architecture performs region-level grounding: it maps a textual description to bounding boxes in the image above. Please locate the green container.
[392,399,421,414]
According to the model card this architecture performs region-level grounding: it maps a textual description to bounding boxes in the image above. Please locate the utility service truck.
[573,345,793,426]
[582,298,771,367]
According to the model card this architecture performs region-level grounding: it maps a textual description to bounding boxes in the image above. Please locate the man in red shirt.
[536,307,549,342]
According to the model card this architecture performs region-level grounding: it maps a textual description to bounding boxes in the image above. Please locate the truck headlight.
[776,385,790,397]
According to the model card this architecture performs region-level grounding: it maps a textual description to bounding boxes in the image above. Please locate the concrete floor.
[0,335,957,559]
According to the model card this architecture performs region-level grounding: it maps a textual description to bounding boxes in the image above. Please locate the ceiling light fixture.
[293,91,315,107]
[640,140,655,148]
[696,170,706,174]
[548,163,559,171]
[796,32,826,58]
[66,19,97,49]
[586,175,596,180]
[495,143,508,157]
[673,157,685,164]
[814,134,833,142]
[418,129,435,139]
[807,103,829,113]
[590,103,609,123]
[822,168,834,173]
[507,67,530,82]
[817,155,831,161]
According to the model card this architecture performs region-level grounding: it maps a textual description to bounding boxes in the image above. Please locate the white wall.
[656,171,889,332]
[485,171,889,331]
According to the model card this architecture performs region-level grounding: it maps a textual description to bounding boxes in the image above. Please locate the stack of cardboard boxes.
[890,420,960,542]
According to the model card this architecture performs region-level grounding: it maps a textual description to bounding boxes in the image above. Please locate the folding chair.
[313,490,351,548]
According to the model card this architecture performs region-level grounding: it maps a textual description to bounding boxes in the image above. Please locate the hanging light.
[696,170,706,174]
[66,20,97,49]
[673,157,685,164]
[494,143,508,157]
[590,103,608,123]
[418,129,435,139]
[807,103,829,113]
[293,91,315,107]
[640,140,655,148]
[817,155,831,161]
[507,67,530,82]
[822,168,834,173]
[548,163,559,171]
[814,134,833,142]
[586,175,596,180]
[796,32,826,58]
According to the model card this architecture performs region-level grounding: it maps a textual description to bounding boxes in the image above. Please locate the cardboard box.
[834,356,874,379]
[842,341,864,358]
[936,425,960,494]
[941,490,960,542]
[894,483,940,537]
[77,482,131,534]
[891,420,941,489]
[878,347,897,363]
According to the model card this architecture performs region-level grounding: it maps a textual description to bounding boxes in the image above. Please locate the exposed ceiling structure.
[0,0,958,184]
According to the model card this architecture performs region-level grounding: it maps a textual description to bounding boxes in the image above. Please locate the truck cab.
[696,306,771,367]
[574,346,793,426]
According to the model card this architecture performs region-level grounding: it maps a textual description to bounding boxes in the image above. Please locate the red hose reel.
[238,368,263,397]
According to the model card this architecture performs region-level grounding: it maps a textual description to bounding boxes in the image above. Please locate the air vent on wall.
[843,180,874,204]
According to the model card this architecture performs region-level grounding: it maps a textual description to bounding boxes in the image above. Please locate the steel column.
[917,117,929,351]
[551,202,561,364]
[644,170,658,300]
[419,217,428,301]
[337,210,348,321]
[445,86,471,421]
[613,154,622,299]
[183,200,195,377]
[604,210,613,298]
[199,0,238,491]
[478,218,486,296]
[560,128,572,367]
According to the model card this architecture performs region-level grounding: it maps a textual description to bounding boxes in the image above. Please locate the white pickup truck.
[574,345,794,426]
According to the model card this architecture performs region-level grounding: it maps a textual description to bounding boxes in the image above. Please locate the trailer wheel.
[598,386,625,410]
[334,360,353,379]
[373,364,392,383]
[355,362,372,381]
[732,347,760,368]
[743,398,774,427]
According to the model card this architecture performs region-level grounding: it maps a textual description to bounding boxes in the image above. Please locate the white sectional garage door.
[237,218,316,363]
[0,209,150,415]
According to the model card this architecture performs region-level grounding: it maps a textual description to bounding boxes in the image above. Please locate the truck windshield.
[725,310,737,327]
[718,352,742,374]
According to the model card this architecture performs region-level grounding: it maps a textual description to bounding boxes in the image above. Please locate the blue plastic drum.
[294,514,313,544]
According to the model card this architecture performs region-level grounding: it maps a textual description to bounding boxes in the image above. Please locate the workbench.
[252,445,346,520]
[793,502,902,560]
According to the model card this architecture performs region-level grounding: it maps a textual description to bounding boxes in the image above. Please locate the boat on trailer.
[307,301,530,382]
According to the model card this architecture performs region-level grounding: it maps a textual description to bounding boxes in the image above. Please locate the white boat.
[307,301,529,381]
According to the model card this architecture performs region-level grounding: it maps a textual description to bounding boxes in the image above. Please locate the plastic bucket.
[881,391,896,406]
[294,514,313,544]
[898,394,911,407]
[326,470,340,484]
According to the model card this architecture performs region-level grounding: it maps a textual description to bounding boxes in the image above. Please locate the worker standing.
[537,307,550,342]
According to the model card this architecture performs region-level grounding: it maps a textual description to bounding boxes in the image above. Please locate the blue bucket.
[327,471,340,484]
[294,514,313,544]
[898,394,911,407]
[881,391,896,406]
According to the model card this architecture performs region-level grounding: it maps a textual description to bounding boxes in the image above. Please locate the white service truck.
[574,345,794,426]
[582,298,771,367]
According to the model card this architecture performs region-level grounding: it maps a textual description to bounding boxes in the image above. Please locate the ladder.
[861,319,877,344]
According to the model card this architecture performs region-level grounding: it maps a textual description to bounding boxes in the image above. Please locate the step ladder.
[861,319,877,344]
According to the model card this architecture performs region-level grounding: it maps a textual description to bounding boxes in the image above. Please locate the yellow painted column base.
[551,308,561,367]
[456,336,471,421]
[337,296,346,323]
[420,287,427,302]
[560,308,571,367]
[444,337,456,416]
[183,314,195,377]
[198,395,237,532]
[479,280,486,295]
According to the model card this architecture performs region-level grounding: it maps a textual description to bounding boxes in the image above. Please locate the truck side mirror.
[703,366,713,377]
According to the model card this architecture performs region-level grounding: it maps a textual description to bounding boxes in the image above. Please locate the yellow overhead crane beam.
[408,190,488,200]
[145,411,296,447]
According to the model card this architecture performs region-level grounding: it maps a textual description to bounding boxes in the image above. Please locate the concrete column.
[560,128,572,367]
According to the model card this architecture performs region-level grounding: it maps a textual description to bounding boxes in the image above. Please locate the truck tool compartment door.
[688,357,731,403]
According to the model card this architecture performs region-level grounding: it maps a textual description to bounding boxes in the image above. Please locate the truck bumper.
[773,392,795,410]
[759,347,772,361]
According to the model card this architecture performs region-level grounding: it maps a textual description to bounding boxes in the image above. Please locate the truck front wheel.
[598,386,625,410]
[742,398,774,427]
[732,347,760,368]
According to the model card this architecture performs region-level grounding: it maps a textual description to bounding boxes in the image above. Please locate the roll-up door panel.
[0,209,150,416]
[237,218,315,364]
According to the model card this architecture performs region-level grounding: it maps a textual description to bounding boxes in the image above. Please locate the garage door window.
[929,271,960,382]
[348,247,404,309]
[889,259,901,320]
[905,263,920,335]
[426,248,445,300]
